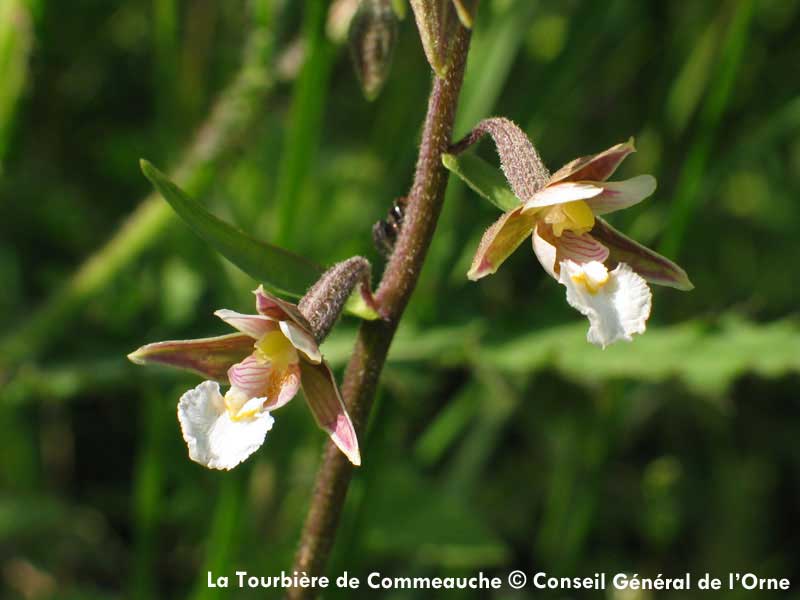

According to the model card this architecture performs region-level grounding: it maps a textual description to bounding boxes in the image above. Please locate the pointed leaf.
[141,159,321,299]
[442,153,519,212]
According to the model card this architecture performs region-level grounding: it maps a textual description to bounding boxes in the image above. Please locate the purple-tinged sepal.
[549,137,636,184]
[127,333,254,382]
[591,218,694,290]
[299,359,361,466]
[468,206,536,280]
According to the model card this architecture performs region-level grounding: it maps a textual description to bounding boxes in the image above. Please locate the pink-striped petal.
[522,181,603,211]
[127,333,254,382]
[591,218,694,290]
[299,359,361,466]
[586,175,656,215]
[549,137,636,184]
[227,354,272,399]
[279,320,322,364]
[468,206,537,280]
[557,230,610,264]
[214,309,275,339]
[227,355,301,411]
[531,224,609,280]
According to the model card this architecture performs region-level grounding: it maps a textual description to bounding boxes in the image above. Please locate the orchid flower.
[464,118,692,348]
[128,285,360,469]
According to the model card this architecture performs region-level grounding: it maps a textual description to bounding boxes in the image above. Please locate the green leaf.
[141,160,320,298]
[442,152,519,212]
[141,160,378,320]
[480,315,800,397]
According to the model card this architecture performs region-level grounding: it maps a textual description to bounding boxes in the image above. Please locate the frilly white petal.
[177,381,274,470]
[558,260,652,348]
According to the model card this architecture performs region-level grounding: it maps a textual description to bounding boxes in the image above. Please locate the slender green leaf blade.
[442,152,519,212]
[140,159,321,298]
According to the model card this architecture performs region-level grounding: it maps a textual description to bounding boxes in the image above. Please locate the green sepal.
[442,152,520,212]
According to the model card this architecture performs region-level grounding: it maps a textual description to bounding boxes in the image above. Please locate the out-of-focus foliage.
[1,0,799,598]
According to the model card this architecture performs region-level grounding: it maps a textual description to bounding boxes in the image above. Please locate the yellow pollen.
[545,200,595,237]
[254,329,297,370]
[571,269,610,294]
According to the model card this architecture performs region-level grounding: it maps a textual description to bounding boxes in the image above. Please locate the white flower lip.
[558,260,652,348]
[177,380,274,470]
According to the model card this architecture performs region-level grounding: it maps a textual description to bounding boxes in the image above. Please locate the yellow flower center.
[570,263,610,294]
[544,200,595,237]
[254,329,298,371]
[224,388,261,421]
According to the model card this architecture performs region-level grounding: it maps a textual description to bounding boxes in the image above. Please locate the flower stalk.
[286,23,473,600]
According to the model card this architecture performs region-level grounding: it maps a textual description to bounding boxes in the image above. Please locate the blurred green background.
[2,0,799,598]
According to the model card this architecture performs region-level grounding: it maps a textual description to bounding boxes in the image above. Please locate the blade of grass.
[271,0,337,247]
[189,472,246,600]
[0,0,35,170]
[658,0,754,257]
[152,0,180,130]
[665,14,722,136]
[129,386,173,600]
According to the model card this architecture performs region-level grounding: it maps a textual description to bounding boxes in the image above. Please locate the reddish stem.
[286,25,473,600]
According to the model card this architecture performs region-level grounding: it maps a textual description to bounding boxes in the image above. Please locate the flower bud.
[348,0,399,100]
[450,117,550,202]
[410,0,477,78]
[299,257,380,342]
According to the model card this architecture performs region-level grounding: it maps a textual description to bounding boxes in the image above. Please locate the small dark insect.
[372,197,407,257]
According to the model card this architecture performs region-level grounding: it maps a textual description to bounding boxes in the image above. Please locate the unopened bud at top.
[348,0,399,100]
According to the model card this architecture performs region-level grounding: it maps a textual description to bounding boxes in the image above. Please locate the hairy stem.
[287,25,473,600]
